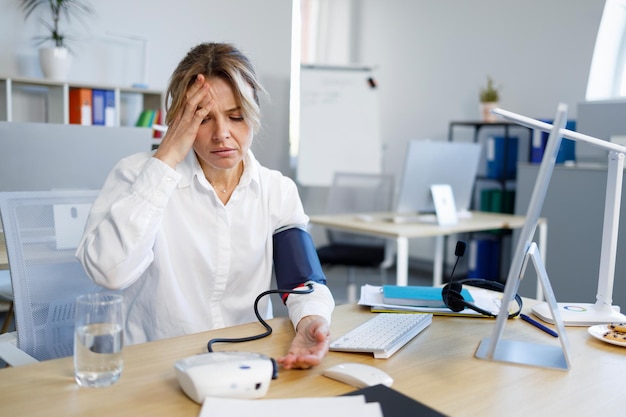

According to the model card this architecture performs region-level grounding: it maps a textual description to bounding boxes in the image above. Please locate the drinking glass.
[74,292,124,387]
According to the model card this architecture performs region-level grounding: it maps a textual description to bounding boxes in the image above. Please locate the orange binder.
[69,88,92,125]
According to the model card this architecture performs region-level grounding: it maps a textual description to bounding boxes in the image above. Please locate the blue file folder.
[91,89,106,126]
[530,119,576,163]
[486,136,518,179]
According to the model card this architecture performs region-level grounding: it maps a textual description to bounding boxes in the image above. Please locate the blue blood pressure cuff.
[273,227,326,302]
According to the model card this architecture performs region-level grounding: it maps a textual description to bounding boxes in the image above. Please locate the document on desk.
[358,284,514,317]
[199,395,382,417]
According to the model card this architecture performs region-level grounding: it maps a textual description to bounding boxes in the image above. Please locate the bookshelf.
[447,121,532,281]
[0,75,164,129]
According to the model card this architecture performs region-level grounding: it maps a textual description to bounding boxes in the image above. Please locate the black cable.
[443,241,466,306]
[206,283,314,353]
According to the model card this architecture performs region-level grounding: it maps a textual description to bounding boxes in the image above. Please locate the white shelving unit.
[0,75,164,128]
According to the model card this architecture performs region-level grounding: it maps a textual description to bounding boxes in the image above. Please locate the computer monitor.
[0,122,153,192]
[394,139,482,214]
[576,99,626,164]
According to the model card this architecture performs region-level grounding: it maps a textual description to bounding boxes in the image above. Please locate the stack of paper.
[199,395,382,417]
[359,284,516,317]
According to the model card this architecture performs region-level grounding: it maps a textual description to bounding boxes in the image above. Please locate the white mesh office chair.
[316,172,395,303]
[0,190,102,365]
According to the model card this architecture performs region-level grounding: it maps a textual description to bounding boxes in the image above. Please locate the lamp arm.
[492,108,626,153]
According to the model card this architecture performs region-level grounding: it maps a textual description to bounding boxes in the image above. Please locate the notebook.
[382,285,474,308]
[344,384,449,417]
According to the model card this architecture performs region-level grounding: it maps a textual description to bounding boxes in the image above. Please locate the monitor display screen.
[394,139,482,214]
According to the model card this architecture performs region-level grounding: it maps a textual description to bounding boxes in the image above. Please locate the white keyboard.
[330,313,432,359]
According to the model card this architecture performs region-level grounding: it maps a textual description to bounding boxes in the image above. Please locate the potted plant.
[479,76,501,122]
[19,0,95,80]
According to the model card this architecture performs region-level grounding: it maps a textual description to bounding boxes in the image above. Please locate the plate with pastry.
[588,323,626,347]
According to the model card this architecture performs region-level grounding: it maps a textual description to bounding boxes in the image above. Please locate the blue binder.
[104,90,115,126]
[530,119,576,163]
[486,136,518,179]
[468,238,500,281]
[91,89,106,126]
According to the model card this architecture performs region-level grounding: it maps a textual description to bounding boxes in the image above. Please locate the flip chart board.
[296,65,381,186]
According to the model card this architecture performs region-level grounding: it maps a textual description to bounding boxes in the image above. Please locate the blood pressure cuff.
[273,227,327,302]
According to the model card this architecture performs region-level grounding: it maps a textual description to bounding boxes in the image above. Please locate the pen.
[520,313,558,338]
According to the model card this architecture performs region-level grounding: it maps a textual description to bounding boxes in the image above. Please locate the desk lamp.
[496,106,626,326]
[476,103,626,370]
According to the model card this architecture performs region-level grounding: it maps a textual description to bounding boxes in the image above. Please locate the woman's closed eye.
[201,114,244,124]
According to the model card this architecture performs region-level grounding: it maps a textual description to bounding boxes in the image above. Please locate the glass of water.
[74,292,124,388]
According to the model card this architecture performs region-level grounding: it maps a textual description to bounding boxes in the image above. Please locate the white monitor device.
[395,139,482,214]
[576,99,626,164]
[0,122,153,192]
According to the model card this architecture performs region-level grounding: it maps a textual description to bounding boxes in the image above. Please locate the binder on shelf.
[92,89,106,126]
[530,119,576,163]
[468,238,500,281]
[152,109,163,138]
[69,87,92,125]
[486,136,518,179]
[530,129,544,163]
[104,90,116,127]
[135,109,156,127]
[480,188,515,214]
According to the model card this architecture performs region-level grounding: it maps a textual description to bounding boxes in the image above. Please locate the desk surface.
[309,211,533,239]
[0,302,624,417]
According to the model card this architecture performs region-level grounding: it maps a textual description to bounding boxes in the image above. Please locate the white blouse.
[76,150,334,345]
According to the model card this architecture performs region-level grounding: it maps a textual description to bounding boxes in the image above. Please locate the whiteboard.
[296,65,382,186]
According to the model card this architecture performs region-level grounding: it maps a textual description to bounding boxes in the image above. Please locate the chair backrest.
[325,172,395,247]
[0,190,102,361]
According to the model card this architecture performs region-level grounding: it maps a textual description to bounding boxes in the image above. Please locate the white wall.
[330,0,605,262]
[0,0,293,173]
[354,0,605,182]
[1,0,607,183]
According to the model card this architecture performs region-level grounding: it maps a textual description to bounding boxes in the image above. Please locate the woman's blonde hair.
[165,43,266,133]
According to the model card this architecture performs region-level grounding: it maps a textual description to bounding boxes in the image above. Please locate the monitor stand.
[476,242,571,371]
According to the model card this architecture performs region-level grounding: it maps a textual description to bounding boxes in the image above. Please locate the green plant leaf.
[480,76,500,103]
[18,0,95,50]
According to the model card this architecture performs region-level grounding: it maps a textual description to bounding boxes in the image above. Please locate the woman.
[76,43,334,369]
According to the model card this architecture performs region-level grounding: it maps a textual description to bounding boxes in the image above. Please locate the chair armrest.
[0,332,38,366]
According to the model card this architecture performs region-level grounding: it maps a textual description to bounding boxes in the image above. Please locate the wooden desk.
[310,211,547,291]
[0,302,623,417]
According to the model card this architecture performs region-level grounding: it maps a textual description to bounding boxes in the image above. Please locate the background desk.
[309,212,547,292]
[0,302,623,417]
[0,214,547,286]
